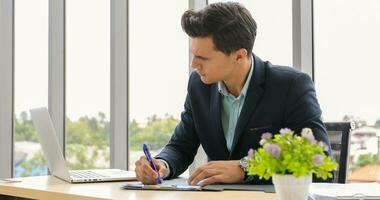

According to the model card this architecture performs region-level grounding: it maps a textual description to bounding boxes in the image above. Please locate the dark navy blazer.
[156,54,331,183]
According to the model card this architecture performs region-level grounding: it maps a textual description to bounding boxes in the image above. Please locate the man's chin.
[200,76,215,84]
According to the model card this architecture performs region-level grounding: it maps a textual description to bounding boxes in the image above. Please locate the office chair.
[324,122,353,183]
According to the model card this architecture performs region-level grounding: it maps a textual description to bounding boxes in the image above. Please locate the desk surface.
[0,176,276,200]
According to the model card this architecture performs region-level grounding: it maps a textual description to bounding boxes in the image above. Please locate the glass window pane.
[314,0,380,182]
[66,0,110,169]
[14,0,48,177]
[129,1,189,170]
[208,0,293,66]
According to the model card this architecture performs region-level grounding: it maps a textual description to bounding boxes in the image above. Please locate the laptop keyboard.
[70,171,109,179]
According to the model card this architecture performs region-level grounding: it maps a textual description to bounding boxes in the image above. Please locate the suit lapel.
[229,54,266,156]
[210,84,230,159]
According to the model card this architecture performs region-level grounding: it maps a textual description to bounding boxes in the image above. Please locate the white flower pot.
[272,174,312,200]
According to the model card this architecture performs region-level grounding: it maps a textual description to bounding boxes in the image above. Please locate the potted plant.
[247,128,338,200]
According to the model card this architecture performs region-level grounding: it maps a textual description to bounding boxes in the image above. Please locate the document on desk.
[122,178,220,191]
[309,182,380,200]
[122,178,274,192]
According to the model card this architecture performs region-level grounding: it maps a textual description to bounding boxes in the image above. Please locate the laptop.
[30,107,136,183]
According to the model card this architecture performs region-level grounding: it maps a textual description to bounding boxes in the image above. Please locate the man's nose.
[191,58,200,70]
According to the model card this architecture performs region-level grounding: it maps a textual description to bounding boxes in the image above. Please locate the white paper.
[161,178,190,186]
[309,182,380,199]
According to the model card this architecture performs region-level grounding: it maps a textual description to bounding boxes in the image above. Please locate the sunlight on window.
[66,0,110,169]
[314,0,380,183]
[14,0,48,177]
[128,0,188,170]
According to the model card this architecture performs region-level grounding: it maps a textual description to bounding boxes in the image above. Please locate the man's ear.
[234,48,248,63]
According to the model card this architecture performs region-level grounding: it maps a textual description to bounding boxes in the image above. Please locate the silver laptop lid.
[30,107,71,182]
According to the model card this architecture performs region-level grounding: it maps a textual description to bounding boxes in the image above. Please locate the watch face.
[240,157,249,169]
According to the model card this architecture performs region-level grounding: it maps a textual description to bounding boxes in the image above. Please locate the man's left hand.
[188,160,245,186]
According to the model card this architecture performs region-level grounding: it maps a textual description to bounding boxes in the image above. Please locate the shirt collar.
[218,55,254,98]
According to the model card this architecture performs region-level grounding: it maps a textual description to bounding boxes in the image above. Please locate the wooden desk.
[0,176,276,200]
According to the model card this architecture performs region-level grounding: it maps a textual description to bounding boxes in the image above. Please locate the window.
[14,0,48,177]
[314,0,380,182]
[66,0,110,169]
[208,0,293,66]
[128,0,189,169]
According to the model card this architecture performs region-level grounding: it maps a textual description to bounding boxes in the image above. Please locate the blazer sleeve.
[283,73,334,182]
[155,75,200,179]
[283,73,328,144]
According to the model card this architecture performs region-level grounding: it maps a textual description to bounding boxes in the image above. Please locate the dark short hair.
[181,2,257,56]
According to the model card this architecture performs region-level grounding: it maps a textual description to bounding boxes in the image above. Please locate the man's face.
[190,37,236,84]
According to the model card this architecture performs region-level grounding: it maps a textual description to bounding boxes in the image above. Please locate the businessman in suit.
[135,2,332,186]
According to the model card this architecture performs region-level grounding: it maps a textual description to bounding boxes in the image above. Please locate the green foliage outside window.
[351,154,380,172]
[129,114,179,150]
[15,112,39,143]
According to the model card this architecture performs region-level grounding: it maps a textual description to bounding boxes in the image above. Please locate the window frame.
[0,0,15,179]
[110,0,129,170]
[292,0,314,79]
[49,0,66,156]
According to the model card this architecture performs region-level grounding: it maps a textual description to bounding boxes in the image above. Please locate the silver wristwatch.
[239,156,249,172]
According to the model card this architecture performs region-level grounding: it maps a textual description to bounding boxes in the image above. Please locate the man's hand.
[135,156,168,184]
[188,160,245,186]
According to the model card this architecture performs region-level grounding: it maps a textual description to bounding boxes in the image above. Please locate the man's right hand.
[135,156,168,184]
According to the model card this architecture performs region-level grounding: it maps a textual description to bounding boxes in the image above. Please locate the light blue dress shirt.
[218,57,254,152]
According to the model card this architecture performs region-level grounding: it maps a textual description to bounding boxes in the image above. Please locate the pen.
[143,143,162,184]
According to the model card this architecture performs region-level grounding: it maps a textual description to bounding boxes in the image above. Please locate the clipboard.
[121,178,275,192]
[122,182,222,191]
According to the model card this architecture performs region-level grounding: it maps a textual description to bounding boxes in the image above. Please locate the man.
[135,2,332,186]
